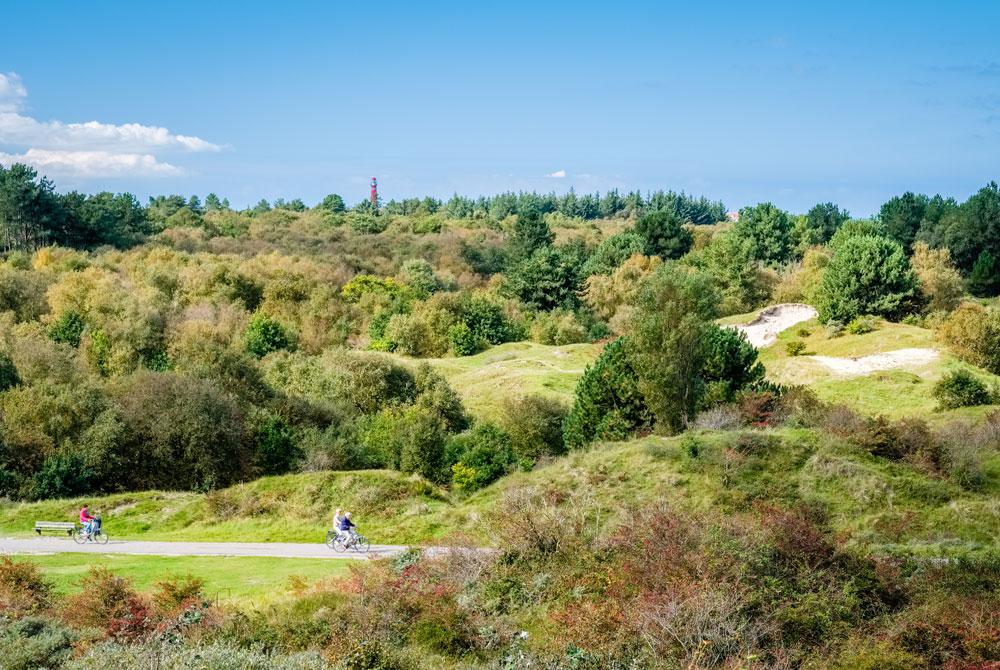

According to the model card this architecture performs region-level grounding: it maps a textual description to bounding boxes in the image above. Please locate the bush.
[0,353,19,391]
[816,234,922,323]
[503,245,585,311]
[933,370,993,409]
[937,303,1000,374]
[785,340,807,356]
[252,413,302,476]
[580,231,645,275]
[846,316,877,335]
[62,568,152,640]
[446,322,482,356]
[733,202,793,265]
[825,319,845,337]
[458,294,523,345]
[29,453,95,500]
[530,309,588,345]
[245,314,293,358]
[0,616,76,670]
[110,371,250,491]
[48,310,86,347]
[911,242,964,312]
[633,210,693,259]
[447,423,515,492]
[349,214,388,234]
[699,325,765,409]
[563,338,652,448]
[0,557,52,614]
[497,394,567,461]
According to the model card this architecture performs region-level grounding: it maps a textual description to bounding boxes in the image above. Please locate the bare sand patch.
[809,348,939,377]
[731,303,818,348]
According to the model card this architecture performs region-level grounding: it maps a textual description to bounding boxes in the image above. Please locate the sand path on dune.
[732,303,818,348]
[809,348,939,377]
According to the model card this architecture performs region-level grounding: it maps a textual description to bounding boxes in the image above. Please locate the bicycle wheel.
[72,530,86,545]
[95,531,109,545]
[353,535,370,553]
[325,530,336,549]
[332,536,347,552]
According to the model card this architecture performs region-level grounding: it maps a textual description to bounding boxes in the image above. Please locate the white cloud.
[0,72,27,112]
[0,114,221,153]
[546,169,566,178]
[0,74,219,179]
[0,149,180,177]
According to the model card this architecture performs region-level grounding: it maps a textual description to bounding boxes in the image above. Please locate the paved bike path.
[0,537,414,560]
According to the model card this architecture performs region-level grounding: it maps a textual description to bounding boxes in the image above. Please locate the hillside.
[6,425,997,559]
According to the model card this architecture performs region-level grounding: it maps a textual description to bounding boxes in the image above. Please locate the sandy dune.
[732,303,818,348]
[810,348,939,377]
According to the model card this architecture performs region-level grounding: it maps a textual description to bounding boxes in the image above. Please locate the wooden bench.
[34,521,76,536]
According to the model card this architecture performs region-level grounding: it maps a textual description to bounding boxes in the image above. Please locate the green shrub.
[29,453,95,500]
[846,316,877,334]
[785,340,807,356]
[0,353,19,391]
[498,394,567,461]
[825,319,845,337]
[580,230,644,275]
[563,338,652,448]
[816,234,922,323]
[634,210,693,259]
[0,616,76,670]
[459,294,523,345]
[252,413,302,476]
[396,259,438,297]
[699,325,765,408]
[349,214,387,234]
[530,309,588,345]
[446,423,514,492]
[447,322,482,356]
[48,310,85,347]
[503,245,585,311]
[933,369,993,409]
[245,314,292,358]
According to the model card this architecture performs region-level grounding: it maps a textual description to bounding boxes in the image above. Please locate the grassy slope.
[0,470,460,544]
[390,341,602,420]
[10,554,351,606]
[757,317,1000,420]
[5,428,997,558]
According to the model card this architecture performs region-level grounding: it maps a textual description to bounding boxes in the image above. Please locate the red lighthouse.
[370,177,378,208]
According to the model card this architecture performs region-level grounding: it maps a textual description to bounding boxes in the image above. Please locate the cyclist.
[79,505,96,538]
[338,511,357,545]
[332,508,344,541]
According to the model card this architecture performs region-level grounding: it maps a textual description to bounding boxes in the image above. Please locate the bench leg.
[35,528,41,535]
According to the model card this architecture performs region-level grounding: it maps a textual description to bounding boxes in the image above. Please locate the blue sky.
[1,1,999,215]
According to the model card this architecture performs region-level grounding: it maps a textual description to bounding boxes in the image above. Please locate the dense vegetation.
[2,163,999,668]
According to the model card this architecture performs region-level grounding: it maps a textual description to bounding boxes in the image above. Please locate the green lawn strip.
[11,553,353,606]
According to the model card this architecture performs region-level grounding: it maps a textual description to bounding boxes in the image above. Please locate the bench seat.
[34,521,77,536]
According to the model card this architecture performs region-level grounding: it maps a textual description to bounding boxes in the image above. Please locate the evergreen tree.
[968,250,1000,297]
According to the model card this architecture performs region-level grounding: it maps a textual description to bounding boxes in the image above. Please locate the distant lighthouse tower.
[370,177,378,208]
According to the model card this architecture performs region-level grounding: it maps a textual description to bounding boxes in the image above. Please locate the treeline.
[0,163,727,253]
[385,188,727,224]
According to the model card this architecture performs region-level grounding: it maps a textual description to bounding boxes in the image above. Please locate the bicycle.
[325,529,370,553]
[73,516,109,545]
